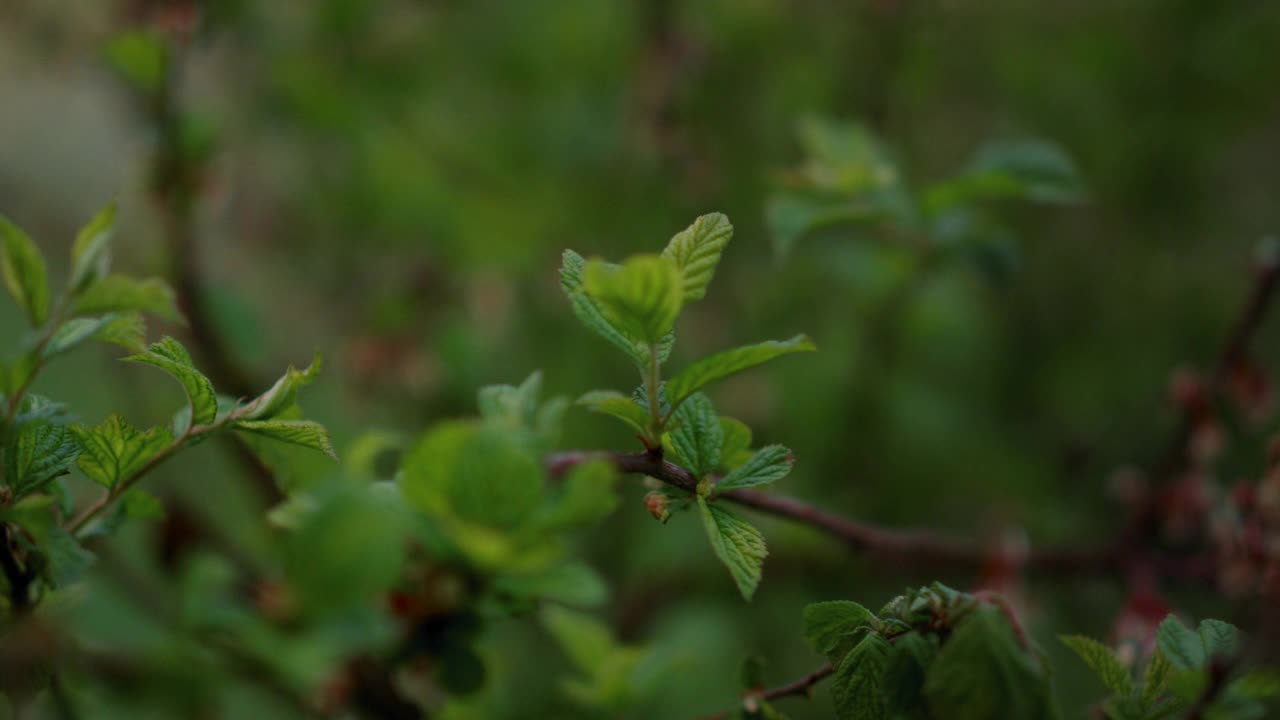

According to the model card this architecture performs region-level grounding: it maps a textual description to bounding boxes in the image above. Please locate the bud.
[644,492,671,523]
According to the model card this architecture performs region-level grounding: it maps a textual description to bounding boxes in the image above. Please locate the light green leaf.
[241,354,322,420]
[539,459,618,530]
[719,416,753,469]
[104,31,168,92]
[126,336,217,428]
[698,497,767,600]
[1198,619,1239,661]
[804,601,877,663]
[542,605,616,674]
[6,421,80,494]
[72,275,181,322]
[1156,615,1205,672]
[716,445,793,491]
[44,312,145,358]
[832,633,891,720]
[661,212,732,302]
[69,202,116,291]
[665,335,816,411]
[576,390,651,435]
[233,419,336,460]
[665,393,721,476]
[478,371,543,429]
[122,488,165,520]
[0,214,50,327]
[71,414,173,489]
[495,562,608,607]
[1060,635,1133,697]
[924,607,1053,720]
[583,254,683,345]
[560,249,646,366]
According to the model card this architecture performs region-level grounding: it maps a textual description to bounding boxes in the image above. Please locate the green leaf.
[661,212,732,302]
[665,335,816,411]
[71,414,173,489]
[832,633,891,720]
[539,459,618,530]
[1197,619,1239,661]
[478,371,543,429]
[43,312,145,359]
[560,249,647,366]
[583,254,684,345]
[6,421,80,495]
[1141,650,1173,712]
[69,202,116,291]
[1156,615,1205,672]
[72,275,181,322]
[241,354,322,420]
[104,31,168,93]
[716,445,794,491]
[542,605,616,674]
[0,214,50,327]
[576,390,651,435]
[883,631,937,716]
[1060,635,1133,696]
[126,337,217,428]
[719,416,753,469]
[966,138,1083,204]
[494,562,608,607]
[665,392,722,476]
[698,497,767,600]
[122,488,166,520]
[803,600,877,663]
[42,527,95,587]
[924,607,1053,720]
[401,422,546,532]
[233,420,337,460]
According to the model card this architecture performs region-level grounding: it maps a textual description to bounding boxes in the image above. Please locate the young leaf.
[126,337,218,428]
[541,605,616,674]
[6,422,81,495]
[69,202,117,291]
[560,249,647,367]
[241,354,322,420]
[72,275,181,322]
[1197,619,1239,661]
[803,601,877,662]
[665,393,722,476]
[1060,635,1134,696]
[123,488,166,519]
[1156,615,1205,672]
[832,633,891,720]
[716,445,794,491]
[494,562,608,608]
[665,335,816,411]
[719,416,753,469]
[0,214,50,327]
[698,497,767,600]
[583,254,683,345]
[478,371,543,429]
[43,313,144,358]
[924,607,1053,720]
[661,212,732,302]
[1142,650,1172,710]
[233,419,337,460]
[576,390,650,435]
[71,414,173,489]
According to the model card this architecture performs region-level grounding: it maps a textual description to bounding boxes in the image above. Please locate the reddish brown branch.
[697,663,834,720]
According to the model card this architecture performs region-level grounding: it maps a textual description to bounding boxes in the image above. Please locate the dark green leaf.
[1156,615,1205,672]
[832,633,891,720]
[666,393,722,476]
[803,600,877,663]
[1197,619,1239,661]
[923,607,1053,720]
[6,421,80,494]
[1060,635,1133,696]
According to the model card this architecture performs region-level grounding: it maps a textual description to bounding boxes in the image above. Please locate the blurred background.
[3,0,1280,717]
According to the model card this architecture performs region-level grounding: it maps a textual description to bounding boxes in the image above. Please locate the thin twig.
[697,663,834,720]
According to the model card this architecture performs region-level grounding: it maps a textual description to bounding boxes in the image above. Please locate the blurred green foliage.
[3,0,1280,718]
